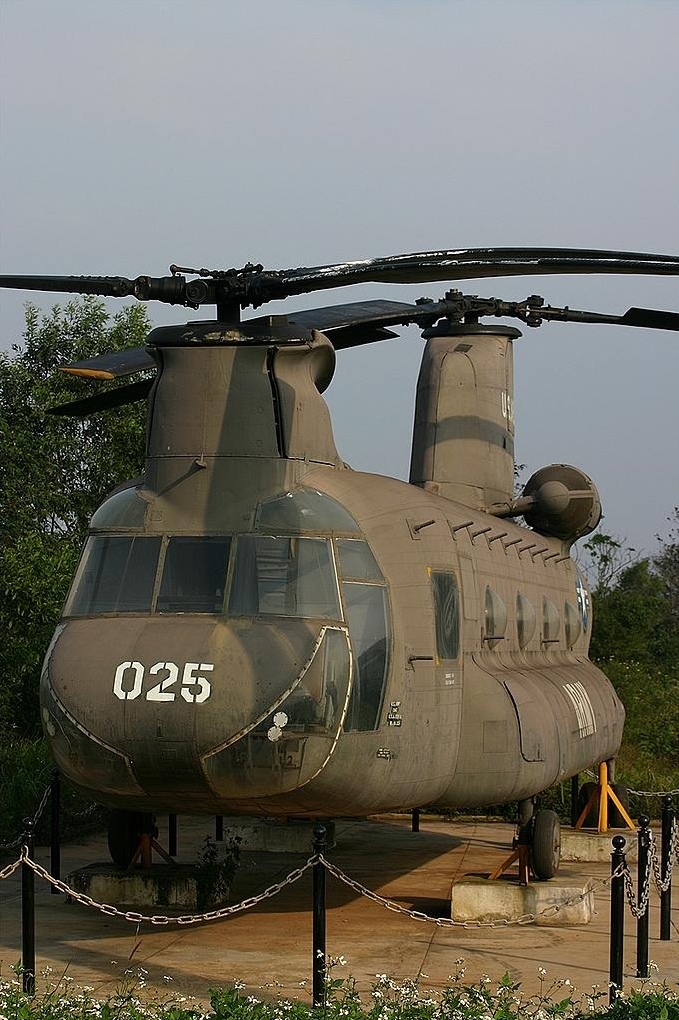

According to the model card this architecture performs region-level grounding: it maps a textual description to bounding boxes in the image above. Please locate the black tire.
[531,809,561,880]
[609,784,631,828]
[577,781,599,828]
[107,810,152,867]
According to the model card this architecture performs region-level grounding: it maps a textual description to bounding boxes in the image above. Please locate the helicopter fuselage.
[39,325,624,818]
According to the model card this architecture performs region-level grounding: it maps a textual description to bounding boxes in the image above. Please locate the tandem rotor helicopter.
[2,247,678,877]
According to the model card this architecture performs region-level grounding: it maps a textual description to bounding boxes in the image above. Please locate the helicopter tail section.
[409,324,520,509]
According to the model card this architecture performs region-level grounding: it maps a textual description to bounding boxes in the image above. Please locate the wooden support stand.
[127,831,175,870]
[574,761,635,832]
[489,841,532,886]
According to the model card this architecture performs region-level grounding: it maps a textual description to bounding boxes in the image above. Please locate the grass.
[0,963,678,1019]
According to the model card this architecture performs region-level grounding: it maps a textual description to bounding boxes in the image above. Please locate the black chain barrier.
[1,781,676,1001]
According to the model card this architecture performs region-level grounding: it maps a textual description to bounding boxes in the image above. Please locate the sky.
[1,0,677,558]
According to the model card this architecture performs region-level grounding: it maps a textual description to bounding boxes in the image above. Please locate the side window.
[338,539,389,732]
[342,583,389,731]
[564,600,582,648]
[542,597,561,645]
[516,593,537,649]
[430,570,460,660]
[484,586,507,647]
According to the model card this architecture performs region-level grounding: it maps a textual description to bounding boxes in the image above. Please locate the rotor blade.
[4,248,678,312]
[59,346,156,379]
[620,307,679,331]
[48,378,153,416]
[533,304,679,331]
[270,248,679,301]
[283,299,417,331]
[0,273,194,304]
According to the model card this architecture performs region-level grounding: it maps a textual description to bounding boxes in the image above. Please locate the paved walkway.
[1,814,677,1008]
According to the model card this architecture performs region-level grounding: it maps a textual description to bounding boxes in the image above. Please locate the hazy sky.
[1,0,677,557]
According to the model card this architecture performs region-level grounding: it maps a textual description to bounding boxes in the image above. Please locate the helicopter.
[2,248,678,877]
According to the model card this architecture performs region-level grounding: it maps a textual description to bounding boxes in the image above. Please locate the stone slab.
[451,873,595,926]
[67,863,210,908]
[560,828,637,862]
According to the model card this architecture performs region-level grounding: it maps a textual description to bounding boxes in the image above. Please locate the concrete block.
[68,864,211,908]
[560,829,637,863]
[450,874,595,926]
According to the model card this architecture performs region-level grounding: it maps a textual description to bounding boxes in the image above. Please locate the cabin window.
[430,570,460,660]
[65,536,161,615]
[157,537,231,614]
[228,535,341,619]
[255,489,361,533]
[484,586,507,647]
[516,593,537,649]
[542,597,561,644]
[342,582,389,731]
[564,600,582,648]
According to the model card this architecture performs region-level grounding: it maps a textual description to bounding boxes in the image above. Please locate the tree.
[579,532,638,594]
[654,507,679,626]
[0,297,151,735]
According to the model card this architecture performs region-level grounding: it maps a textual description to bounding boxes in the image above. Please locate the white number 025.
[113,661,213,703]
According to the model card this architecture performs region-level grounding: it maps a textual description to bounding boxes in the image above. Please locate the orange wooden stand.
[574,761,635,832]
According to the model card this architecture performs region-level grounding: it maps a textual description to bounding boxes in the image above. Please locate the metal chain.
[627,787,679,797]
[61,800,100,821]
[621,849,653,919]
[0,856,23,880]
[649,822,678,894]
[318,854,617,929]
[10,848,315,926]
[0,848,653,932]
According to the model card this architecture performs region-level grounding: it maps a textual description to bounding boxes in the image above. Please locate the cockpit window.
[157,537,231,614]
[65,536,161,615]
[256,489,361,533]
[336,539,383,580]
[228,535,341,619]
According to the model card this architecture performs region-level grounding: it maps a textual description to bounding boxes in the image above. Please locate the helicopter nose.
[41,617,350,807]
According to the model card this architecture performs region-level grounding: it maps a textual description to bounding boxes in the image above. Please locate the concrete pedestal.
[560,828,637,863]
[68,863,213,909]
[451,873,595,926]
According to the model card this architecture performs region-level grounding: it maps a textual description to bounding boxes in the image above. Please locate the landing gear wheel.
[531,809,561,880]
[107,810,154,867]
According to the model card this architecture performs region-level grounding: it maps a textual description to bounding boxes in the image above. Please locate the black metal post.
[168,814,177,857]
[215,815,224,842]
[312,824,327,1009]
[570,774,579,829]
[411,808,420,833]
[50,769,61,894]
[609,834,626,1004]
[636,816,650,978]
[660,795,673,941]
[21,818,36,995]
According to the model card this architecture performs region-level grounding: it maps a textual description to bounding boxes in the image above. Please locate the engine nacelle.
[521,464,602,542]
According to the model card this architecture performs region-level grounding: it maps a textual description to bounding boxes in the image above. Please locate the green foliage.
[589,560,679,665]
[0,738,52,845]
[2,966,677,1019]
[0,297,150,737]
[193,834,241,910]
